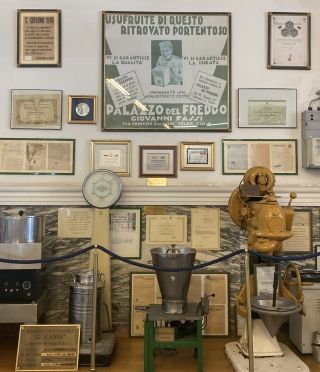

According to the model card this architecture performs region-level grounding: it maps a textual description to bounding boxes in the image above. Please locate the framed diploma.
[11,89,62,130]
[91,140,131,176]
[139,145,177,177]
[238,88,297,128]
[68,96,97,124]
[0,138,75,175]
[222,139,298,175]
[268,12,311,70]
[102,11,231,132]
[180,142,215,170]
[282,209,312,254]
[17,9,61,67]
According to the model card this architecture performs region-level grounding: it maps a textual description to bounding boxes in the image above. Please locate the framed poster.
[268,12,311,70]
[17,9,61,67]
[102,11,231,131]
[0,138,75,175]
[222,139,298,175]
[68,96,97,124]
[238,88,297,128]
[180,142,215,170]
[282,209,312,254]
[91,140,131,176]
[139,145,177,177]
[130,272,229,336]
[11,89,62,130]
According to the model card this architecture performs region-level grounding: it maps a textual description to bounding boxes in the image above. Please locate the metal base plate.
[225,342,310,372]
[79,332,116,366]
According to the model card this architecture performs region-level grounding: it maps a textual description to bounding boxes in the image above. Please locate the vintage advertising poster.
[102,12,231,131]
[17,9,61,67]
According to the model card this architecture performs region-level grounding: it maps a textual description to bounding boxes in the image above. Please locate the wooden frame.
[268,12,311,70]
[11,89,62,130]
[102,11,231,132]
[68,95,97,124]
[222,139,298,175]
[0,138,75,175]
[17,9,61,67]
[130,272,229,337]
[238,88,297,128]
[180,142,215,170]
[91,140,131,176]
[139,145,177,177]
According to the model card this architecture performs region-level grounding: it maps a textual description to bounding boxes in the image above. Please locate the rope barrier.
[0,244,319,272]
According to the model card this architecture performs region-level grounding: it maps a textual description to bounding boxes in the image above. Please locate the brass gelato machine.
[0,211,46,323]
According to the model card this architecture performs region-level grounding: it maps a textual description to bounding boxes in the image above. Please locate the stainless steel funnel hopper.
[151,246,196,314]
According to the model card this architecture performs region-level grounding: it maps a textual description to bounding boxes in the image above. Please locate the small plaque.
[15,325,80,371]
[146,178,167,186]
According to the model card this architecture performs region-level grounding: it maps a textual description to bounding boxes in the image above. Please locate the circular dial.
[82,169,123,208]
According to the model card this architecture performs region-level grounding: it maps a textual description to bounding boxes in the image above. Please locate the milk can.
[68,269,104,345]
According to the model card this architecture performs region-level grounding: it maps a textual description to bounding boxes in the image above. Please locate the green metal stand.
[144,303,203,372]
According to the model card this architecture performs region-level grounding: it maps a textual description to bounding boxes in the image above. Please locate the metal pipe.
[245,248,254,372]
[90,250,98,372]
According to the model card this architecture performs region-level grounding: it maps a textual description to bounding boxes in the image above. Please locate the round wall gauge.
[82,169,123,208]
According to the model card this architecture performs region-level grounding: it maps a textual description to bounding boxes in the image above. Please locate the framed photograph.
[222,139,298,175]
[17,9,61,67]
[139,145,177,177]
[11,89,62,130]
[268,12,311,70]
[130,272,229,337]
[110,207,141,258]
[0,138,75,175]
[282,209,312,254]
[180,142,214,170]
[315,244,320,272]
[102,11,231,132]
[91,140,131,176]
[238,88,297,128]
[68,96,97,124]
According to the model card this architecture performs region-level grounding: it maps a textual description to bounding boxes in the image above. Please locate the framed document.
[268,12,311,70]
[130,272,229,336]
[0,138,75,175]
[180,142,215,170]
[110,207,142,258]
[11,89,62,130]
[139,145,177,177]
[68,96,97,124]
[102,11,231,132]
[91,140,131,176]
[222,139,298,175]
[191,208,220,250]
[315,244,320,272]
[238,88,297,128]
[146,214,187,244]
[282,209,312,254]
[17,9,61,67]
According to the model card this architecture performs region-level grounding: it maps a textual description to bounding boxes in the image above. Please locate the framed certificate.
[238,88,297,128]
[17,9,61,67]
[91,140,131,176]
[180,142,215,170]
[68,96,97,124]
[11,89,62,130]
[268,12,311,70]
[139,145,177,177]
[102,11,231,132]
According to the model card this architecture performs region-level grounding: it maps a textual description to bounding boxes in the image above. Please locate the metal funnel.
[151,246,196,314]
[251,296,301,337]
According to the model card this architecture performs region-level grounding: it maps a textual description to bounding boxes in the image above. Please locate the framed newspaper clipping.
[0,138,75,175]
[102,11,231,132]
[268,12,311,70]
[17,9,61,67]
[222,139,298,175]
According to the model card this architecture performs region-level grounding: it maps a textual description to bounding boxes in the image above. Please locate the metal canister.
[68,269,104,345]
[312,331,320,363]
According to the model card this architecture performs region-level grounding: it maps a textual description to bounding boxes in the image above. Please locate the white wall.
[1,0,320,204]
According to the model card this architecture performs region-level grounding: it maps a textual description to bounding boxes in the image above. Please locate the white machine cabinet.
[289,282,320,353]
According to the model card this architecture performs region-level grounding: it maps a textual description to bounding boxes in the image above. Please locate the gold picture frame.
[68,95,97,124]
[91,140,131,176]
[180,142,215,170]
